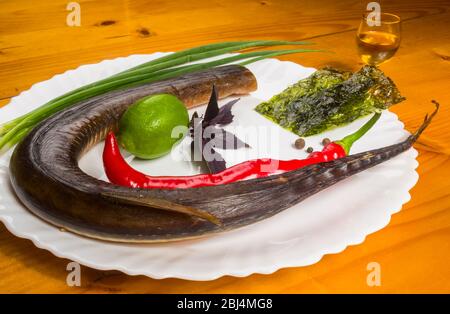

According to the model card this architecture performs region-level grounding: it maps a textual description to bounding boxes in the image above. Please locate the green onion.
[0,128,30,154]
[0,41,321,151]
[119,49,322,88]
[110,40,314,79]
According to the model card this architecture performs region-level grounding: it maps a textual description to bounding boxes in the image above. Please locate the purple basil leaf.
[203,85,219,122]
[204,146,226,174]
[189,111,200,138]
[188,86,249,174]
[190,124,227,173]
[209,127,250,149]
[189,111,199,130]
[200,138,226,173]
[209,98,240,126]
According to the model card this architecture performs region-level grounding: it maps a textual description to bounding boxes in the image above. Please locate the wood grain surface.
[0,0,449,293]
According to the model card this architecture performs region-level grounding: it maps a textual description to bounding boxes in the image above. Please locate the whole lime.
[118,94,189,159]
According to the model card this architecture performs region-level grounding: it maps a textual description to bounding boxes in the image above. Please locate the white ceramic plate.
[0,53,418,280]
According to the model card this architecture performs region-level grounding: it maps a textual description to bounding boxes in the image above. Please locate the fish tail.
[315,101,440,183]
[407,100,439,144]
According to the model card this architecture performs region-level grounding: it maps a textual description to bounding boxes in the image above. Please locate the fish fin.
[101,192,222,226]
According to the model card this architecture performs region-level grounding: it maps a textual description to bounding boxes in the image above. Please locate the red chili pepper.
[103,113,381,189]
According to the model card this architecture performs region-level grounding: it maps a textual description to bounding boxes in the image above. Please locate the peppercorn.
[294,138,305,149]
[322,138,331,146]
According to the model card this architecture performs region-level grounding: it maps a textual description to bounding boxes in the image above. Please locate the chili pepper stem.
[335,112,381,154]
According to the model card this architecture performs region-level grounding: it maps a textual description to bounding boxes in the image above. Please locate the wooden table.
[0,0,449,293]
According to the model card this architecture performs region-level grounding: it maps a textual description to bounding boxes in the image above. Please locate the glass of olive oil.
[357,13,401,65]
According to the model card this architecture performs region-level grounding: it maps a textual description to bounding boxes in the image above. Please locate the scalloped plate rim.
[0,53,418,281]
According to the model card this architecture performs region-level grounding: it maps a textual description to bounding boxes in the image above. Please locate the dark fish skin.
[9,63,437,243]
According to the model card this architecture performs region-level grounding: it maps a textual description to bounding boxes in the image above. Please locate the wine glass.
[356,13,401,65]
